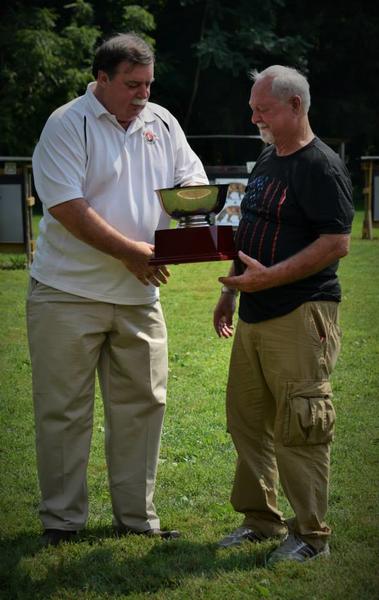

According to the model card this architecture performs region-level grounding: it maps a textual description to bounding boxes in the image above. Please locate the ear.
[290,95,302,113]
[97,70,110,88]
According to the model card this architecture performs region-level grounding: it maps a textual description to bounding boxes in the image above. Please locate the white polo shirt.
[31,83,208,304]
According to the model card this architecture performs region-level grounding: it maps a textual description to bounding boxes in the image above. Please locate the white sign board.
[0,182,24,243]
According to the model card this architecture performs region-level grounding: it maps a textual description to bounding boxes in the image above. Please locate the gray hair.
[250,65,311,114]
[92,33,154,79]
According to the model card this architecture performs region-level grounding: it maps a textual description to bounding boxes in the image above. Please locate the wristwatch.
[221,285,238,295]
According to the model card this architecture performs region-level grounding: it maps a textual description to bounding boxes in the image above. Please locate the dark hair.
[92,33,154,79]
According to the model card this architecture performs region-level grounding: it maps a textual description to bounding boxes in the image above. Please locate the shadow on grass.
[1,525,273,598]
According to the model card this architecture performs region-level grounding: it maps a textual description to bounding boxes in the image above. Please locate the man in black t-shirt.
[213,65,354,565]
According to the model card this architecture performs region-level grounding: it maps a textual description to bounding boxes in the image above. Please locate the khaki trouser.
[226,301,341,550]
[26,279,167,531]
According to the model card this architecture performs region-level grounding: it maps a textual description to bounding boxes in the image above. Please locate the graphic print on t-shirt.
[236,174,288,266]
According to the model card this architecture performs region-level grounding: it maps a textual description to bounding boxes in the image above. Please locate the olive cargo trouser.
[26,279,168,532]
[226,301,341,550]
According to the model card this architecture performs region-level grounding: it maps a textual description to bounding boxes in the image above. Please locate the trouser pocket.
[283,380,336,446]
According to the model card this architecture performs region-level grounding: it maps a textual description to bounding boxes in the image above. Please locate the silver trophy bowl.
[155,184,230,227]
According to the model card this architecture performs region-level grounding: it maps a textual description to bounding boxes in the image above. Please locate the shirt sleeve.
[295,154,354,235]
[32,113,86,208]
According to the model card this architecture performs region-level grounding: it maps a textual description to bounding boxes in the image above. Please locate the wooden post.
[23,164,35,266]
[362,160,373,240]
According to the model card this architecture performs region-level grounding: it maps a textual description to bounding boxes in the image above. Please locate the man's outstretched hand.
[219,251,269,293]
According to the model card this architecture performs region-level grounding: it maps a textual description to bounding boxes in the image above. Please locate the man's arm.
[213,263,238,338]
[219,233,350,293]
[49,198,169,287]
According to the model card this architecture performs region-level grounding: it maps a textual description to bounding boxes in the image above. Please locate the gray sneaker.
[267,533,330,566]
[218,526,265,548]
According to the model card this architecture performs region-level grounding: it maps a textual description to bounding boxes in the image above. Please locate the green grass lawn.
[0,211,378,599]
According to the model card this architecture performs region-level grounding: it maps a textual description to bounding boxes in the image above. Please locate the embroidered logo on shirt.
[143,129,159,144]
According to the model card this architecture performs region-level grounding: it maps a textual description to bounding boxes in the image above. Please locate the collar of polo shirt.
[86,82,156,134]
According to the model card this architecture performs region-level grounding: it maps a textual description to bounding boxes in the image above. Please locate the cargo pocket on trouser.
[282,380,336,446]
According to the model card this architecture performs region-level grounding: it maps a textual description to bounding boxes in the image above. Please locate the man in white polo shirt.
[27,32,208,546]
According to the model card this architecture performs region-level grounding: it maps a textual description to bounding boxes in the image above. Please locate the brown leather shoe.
[41,529,78,547]
[115,526,181,540]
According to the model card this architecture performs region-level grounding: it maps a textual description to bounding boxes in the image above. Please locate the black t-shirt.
[236,137,354,323]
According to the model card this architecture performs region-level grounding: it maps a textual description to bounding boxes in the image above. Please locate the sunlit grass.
[0,211,378,599]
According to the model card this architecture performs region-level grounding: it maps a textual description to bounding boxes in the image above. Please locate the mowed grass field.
[0,210,378,599]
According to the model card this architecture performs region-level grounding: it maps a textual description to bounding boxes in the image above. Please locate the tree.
[275,0,379,182]
[0,1,99,155]
[0,0,376,179]
[0,0,162,155]
[153,0,309,131]
[90,0,159,45]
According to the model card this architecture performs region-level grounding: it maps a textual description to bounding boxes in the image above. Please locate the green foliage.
[0,0,378,171]
[0,0,161,155]
[191,0,309,72]
[274,0,379,166]
[0,254,27,270]
[92,0,161,37]
[154,0,310,130]
[0,1,99,154]
[121,4,156,47]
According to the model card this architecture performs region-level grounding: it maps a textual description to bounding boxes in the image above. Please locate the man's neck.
[92,84,108,110]
[116,119,132,130]
[275,120,314,156]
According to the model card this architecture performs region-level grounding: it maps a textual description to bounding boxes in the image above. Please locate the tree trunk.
[183,0,210,132]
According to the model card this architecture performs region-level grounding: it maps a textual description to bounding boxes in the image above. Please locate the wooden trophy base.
[149,225,237,265]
